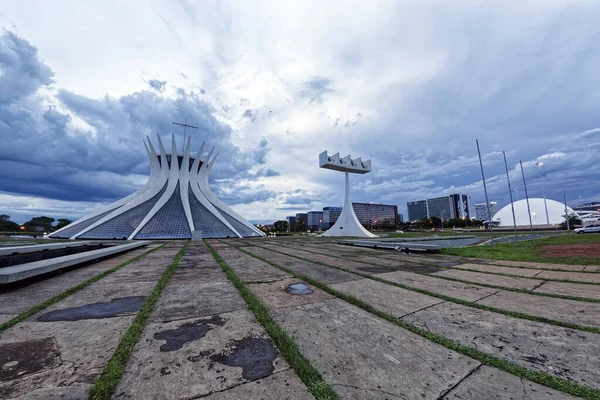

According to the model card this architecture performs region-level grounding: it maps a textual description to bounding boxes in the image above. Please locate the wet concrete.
[210,337,277,381]
[404,301,600,387]
[441,365,577,400]
[154,316,225,352]
[37,296,145,321]
[356,266,395,274]
[114,310,290,400]
[0,338,59,382]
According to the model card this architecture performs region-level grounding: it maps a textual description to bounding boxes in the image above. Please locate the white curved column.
[321,172,377,238]
[50,138,161,238]
[189,147,241,237]
[129,134,182,239]
[198,153,265,236]
[179,136,195,234]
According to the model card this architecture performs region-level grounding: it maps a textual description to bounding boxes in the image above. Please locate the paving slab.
[9,384,92,399]
[454,263,543,277]
[249,278,334,310]
[490,260,586,271]
[241,246,360,284]
[403,301,600,387]
[0,246,150,315]
[114,310,291,400]
[377,270,499,302]
[536,270,600,283]
[0,314,15,324]
[150,280,247,323]
[441,365,577,400]
[0,316,134,398]
[584,265,600,272]
[201,370,314,400]
[330,278,445,317]
[273,298,480,399]
[534,281,600,300]
[432,269,544,290]
[476,290,600,327]
[215,246,291,282]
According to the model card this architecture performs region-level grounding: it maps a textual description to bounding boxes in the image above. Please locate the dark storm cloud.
[300,76,334,104]
[0,31,272,205]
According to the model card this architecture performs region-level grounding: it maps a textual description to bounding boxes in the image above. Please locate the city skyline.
[1,2,600,224]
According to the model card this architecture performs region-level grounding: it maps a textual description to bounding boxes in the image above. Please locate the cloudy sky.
[1,0,599,224]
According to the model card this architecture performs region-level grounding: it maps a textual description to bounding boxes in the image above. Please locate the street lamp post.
[536,162,550,225]
[441,210,446,229]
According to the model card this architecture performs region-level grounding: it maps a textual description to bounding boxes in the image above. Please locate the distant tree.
[274,220,288,232]
[23,216,55,231]
[55,219,73,230]
[0,214,19,231]
[295,220,307,232]
[560,213,582,230]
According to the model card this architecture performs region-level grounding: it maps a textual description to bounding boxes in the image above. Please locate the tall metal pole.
[536,162,550,225]
[476,140,494,246]
[520,160,534,234]
[503,151,518,243]
[563,190,570,231]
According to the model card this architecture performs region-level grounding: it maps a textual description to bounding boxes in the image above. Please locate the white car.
[574,225,600,234]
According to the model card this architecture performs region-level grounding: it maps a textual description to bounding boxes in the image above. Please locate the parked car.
[574,224,600,234]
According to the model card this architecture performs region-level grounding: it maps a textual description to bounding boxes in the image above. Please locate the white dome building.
[492,198,575,226]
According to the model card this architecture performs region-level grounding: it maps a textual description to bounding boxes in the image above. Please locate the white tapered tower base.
[321,172,377,238]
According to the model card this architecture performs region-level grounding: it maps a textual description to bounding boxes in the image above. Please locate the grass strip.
[205,240,340,400]
[0,243,167,334]
[224,241,600,400]
[88,242,188,400]
[246,242,600,335]
[273,241,600,303]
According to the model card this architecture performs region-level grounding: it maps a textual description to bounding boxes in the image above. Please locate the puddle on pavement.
[358,266,394,274]
[435,262,460,267]
[154,316,225,352]
[286,282,313,295]
[37,296,145,322]
[210,337,277,381]
[0,338,60,382]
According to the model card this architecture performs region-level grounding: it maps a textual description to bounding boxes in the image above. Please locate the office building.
[407,200,428,221]
[475,202,498,221]
[322,206,342,230]
[406,193,472,222]
[307,211,324,231]
[286,216,296,232]
[352,202,398,230]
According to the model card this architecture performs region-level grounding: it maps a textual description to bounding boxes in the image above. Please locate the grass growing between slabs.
[442,234,600,265]
[224,241,600,400]
[0,243,167,334]
[205,240,340,400]
[88,242,188,400]
[273,241,600,303]
[246,242,600,335]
